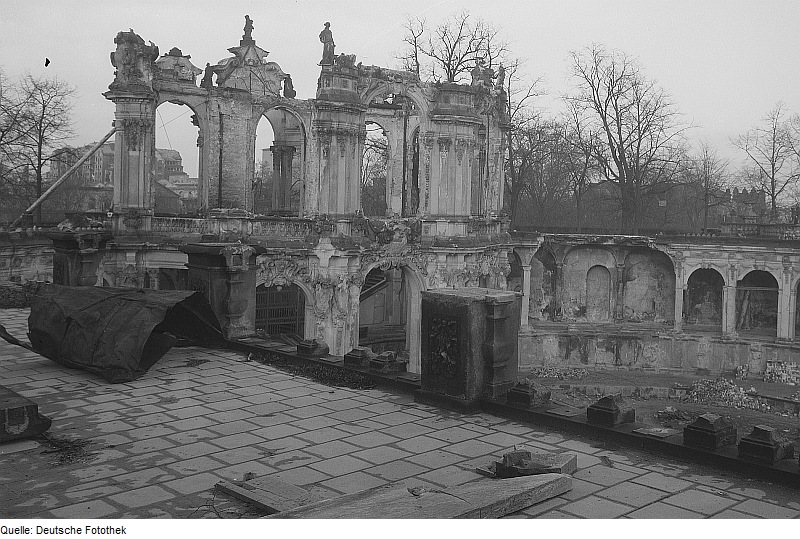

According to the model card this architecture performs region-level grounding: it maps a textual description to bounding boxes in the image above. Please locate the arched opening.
[586,265,611,321]
[684,268,724,330]
[507,252,523,294]
[255,282,305,337]
[361,122,388,216]
[409,128,420,216]
[532,249,557,321]
[155,101,200,216]
[736,270,778,337]
[254,108,305,216]
[359,267,405,353]
[621,249,675,323]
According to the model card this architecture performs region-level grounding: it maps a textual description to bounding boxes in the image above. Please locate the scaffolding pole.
[11,127,117,228]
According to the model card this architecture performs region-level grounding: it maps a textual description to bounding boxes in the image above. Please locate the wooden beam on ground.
[215,477,323,514]
[269,473,572,519]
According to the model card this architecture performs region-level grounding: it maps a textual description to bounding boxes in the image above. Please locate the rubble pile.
[528,367,589,380]
[681,378,770,412]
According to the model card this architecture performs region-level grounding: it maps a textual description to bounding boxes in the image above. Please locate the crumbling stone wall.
[561,247,616,321]
[622,249,675,323]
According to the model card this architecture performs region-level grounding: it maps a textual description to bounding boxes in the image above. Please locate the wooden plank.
[269,473,572,519]
[215,481,301,514]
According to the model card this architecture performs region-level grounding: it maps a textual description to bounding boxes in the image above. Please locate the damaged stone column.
[47,229,112,287]
[104,30,160,235]
[182,243,257,339]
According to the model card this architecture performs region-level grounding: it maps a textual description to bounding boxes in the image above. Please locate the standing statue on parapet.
[319,22,335,65]
[200,62,214,89]
[243,15,254,40]
[283,74,296,98]
[495,64,505,90]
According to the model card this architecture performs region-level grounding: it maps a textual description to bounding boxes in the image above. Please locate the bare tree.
[500,60,543,226]
[398,10,508,83]
[567,45,688,233]
[562,105,600,231]
[683,143,730,230]
[735,102,799,221]
[10,74,75,224]
[398,16,425,75]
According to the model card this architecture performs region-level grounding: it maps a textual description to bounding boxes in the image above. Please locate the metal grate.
[255,284,304,336]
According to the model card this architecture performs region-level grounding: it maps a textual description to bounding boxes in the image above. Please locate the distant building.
[44,144,199,219]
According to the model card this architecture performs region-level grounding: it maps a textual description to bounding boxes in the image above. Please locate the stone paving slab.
[2,306,800,519]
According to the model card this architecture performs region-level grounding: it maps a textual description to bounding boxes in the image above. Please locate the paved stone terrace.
[1,307,799,519]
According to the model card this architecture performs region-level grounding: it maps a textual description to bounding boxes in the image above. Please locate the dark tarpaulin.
[28,284,223,383]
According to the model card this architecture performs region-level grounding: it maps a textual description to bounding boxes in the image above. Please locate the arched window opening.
[155,102,200,216]
[361,123,388,216]
[684,269,724,330]
[254,108,304,215]
[736,270,778,337]
[255,283,305,337]
[359,267,406,354]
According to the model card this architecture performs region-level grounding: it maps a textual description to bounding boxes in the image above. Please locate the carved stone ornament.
[256,256,308,287]
[122,118,151,151]
[427,315,459,379]
[109,30,159,92]
[122,208,142,230]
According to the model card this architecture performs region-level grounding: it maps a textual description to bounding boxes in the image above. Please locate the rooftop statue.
[319,22,335,65]
[243,15,254,41]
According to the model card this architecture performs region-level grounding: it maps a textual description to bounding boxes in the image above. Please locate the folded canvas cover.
[28,284,223,383]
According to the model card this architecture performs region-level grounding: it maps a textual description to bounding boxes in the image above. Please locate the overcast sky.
[2,0,799,178]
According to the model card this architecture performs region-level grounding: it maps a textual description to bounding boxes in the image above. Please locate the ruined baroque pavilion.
[6,18,800,377]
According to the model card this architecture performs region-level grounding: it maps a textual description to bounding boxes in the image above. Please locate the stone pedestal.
[297,339,330,358]
[48,230,112,287]
[0,385,52,442]
[344,346,372,367]
[683,413,737,450]
[586,395,635,427]
[181,243,257,340]
[738,425,795,465]
[507,380,551,408]
[369,351,408,374]
[418,288,521,408]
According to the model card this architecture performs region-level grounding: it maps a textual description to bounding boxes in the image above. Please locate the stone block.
[507,379,551,408]
[369,351,407,374]
[738,425,795,465]
[586,394,635,427]
[477,449,577,478]
[0,385,52,443]
[344,346,373,368]
[420,288,521,405]
[683,413,737,450]
[297,339,329,358]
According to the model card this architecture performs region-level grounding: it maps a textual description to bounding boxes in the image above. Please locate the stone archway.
[685,268,724,330]
[356,260,426,374]
[736,270,779,337]
[253,105,309,216]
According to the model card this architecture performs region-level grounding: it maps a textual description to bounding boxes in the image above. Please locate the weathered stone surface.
[507,379,551,408]
[344,346,373,367]
[586,394,635,427]
[683,413,737,450]
[477,450,578,478]
[369,351,408,373]
[297,339,330,358]
[738,425,795,465]
[420,288,520,405]
[0,386,51,443]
